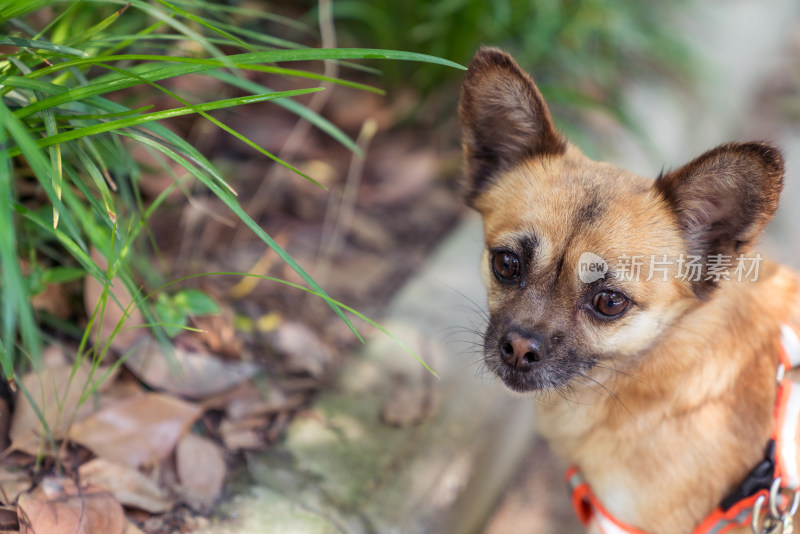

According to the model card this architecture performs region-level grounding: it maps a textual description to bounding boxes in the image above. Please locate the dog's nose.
[499,331,546,370]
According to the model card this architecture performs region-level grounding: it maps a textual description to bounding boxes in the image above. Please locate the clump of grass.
[332,0,693,147]
[0,0,464,378]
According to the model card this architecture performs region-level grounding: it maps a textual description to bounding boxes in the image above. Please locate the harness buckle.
[752,478,799,534]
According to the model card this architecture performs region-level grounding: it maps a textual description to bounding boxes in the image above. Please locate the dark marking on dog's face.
[578,197,604,225]
[459,48,785,393]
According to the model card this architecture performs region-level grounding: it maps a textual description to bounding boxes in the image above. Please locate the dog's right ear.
[459,47,566,207]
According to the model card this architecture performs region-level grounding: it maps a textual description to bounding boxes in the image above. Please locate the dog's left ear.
[655,142,784,296]
[459,47,566,207]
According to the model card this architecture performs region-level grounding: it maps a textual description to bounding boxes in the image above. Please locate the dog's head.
[459,48,784,393]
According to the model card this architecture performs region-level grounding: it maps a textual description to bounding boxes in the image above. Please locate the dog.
[459,47,800,534]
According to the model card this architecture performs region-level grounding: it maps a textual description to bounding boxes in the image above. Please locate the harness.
[567,323,800,534]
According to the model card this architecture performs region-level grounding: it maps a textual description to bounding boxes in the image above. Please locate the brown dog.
[459,47,800,533]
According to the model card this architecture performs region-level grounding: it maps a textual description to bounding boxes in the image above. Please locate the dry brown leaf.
[84,248,147,352]
[124,336,258,399]
[20,260,71,319]
[42,344,69,367]
[175,434,226,512]
[7,358,115,456]
[31,282,71,318]
[17,477,125,534]
[219,380,301,421]
[0,465,32,505]
[176,310,241,359]
[79,458,174,513]
[68,393,202,468]
[123,519,146,534]
[0,505,18,530]
[267,321,332,378]
[219,416,267,451]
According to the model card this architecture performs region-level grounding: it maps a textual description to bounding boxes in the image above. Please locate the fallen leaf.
[79,458,174,513]
[68,393,202,468]
[267,321,332,378]
[0,465,32,505]
[220,380,303,421]
[175,434,226,512]
[123,336,259,399]
[17,477,125,534]
[123,519,146,534]
[31,282,71,318]
[42,344,68,367]
[176,308,242,359]
[84,248,147,352]
[0,506,18,530]
[219,416,268,451]
[7,357,115,456]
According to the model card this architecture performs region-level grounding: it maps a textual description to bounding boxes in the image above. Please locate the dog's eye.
[492,251,520,281]
[592,291,629,318]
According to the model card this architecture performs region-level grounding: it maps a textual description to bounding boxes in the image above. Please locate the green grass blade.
[153,0,253,51]
[167,0,315,34]
[98,63,324,186]
[98,11,167,58]
[7,88,324,157]
[123,0,233,64]
[153,271,436,376]
[0,76,226,195]
[23,54,385,95]
[74,143,117,222]
[9,51,65,230]
[0,36,88,57]
[0,124,41,375]
[208,70,362,156]
[119,131,364,342]
[0,1,56,24]
[52,106,156,121]
[12,45,462,120]
[198,19,307,50]
[38,94,63,229]
[0,100,87,252]
[16,203,109,285]
[65,165,117,233]
[62,3,131,48]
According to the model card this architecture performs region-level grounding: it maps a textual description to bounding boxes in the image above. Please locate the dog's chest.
[536,393,762,532]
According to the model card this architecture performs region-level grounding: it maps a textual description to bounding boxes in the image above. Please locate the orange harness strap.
[567,322,800,534]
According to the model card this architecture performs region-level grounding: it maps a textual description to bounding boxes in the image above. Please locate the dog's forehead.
[477,153,653,240]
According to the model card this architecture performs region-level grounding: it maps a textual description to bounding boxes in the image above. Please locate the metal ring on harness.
[768,477,800,519]
[752,495,781,534]
[752,477,799,534]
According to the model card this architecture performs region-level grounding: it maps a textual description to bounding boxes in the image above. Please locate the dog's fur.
[459,47,800,533]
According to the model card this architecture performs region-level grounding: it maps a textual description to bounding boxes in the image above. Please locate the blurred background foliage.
[325,0,694,144]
